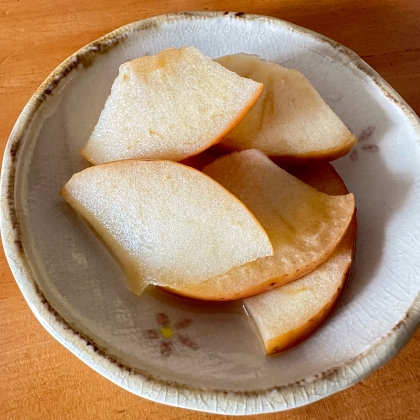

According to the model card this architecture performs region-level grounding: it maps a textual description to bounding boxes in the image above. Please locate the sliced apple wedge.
[244,163,357,355]
[81,47,263,164]
[176,149,354,300]
[215,53,357,163]
[60,160,273,295]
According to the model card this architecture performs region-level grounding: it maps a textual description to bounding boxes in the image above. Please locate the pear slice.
[81,47,263,164]
[177,149,354,300]
[215,53,357,163]
[244,163,357,355]
[60,160,273,295]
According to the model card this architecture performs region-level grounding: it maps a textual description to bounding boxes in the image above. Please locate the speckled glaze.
[1,12,420,415]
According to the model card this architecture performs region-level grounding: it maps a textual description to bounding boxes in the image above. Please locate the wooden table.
[1,1,420,419]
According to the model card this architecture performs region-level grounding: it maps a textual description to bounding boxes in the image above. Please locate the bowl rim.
[1,11,420,415]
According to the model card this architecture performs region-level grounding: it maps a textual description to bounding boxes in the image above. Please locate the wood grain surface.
[1,1,420,419]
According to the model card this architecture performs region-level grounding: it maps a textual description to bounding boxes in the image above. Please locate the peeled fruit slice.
[178,149,355,300]
[244,163,357,355]
[81,47,263,164]
[215,53,357,163]
[246,219,356,356]
[60,160,273,295]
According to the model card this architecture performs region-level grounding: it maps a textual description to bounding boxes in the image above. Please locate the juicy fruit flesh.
[81,47,263,164]
[178,149,355,300]
[244,163,356,355]
[60,160,273,294]
[216,53,357,161]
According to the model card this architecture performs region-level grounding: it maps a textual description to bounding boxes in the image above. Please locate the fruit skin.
[215,53,357,164]
[81,47,263,165]
[244,162,357,356]
[60,159,273,295]
[177,150,355,301]
[213,142,356,167]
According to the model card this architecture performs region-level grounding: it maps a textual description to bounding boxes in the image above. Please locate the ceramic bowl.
[2,11,420,415]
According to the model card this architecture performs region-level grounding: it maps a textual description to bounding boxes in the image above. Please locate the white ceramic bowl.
[2,11,420,415]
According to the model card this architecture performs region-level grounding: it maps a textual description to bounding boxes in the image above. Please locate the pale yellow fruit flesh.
[60,160,273,295]
[177,149,354,301]
[244,163,356,355]
[81,47,263,164]
[215,53,357,163]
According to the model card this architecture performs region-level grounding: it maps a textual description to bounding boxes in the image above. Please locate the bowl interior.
[6,12,420,410]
